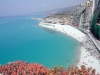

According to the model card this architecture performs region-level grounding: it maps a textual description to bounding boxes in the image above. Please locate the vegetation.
[0,61,100,75]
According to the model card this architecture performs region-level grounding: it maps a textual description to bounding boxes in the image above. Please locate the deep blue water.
[0,15,79,68]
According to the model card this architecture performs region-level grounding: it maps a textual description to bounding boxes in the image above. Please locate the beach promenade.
[39,23,100,73]
[88,32,100,52]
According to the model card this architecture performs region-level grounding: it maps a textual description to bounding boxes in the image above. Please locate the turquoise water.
[0,15,79,68]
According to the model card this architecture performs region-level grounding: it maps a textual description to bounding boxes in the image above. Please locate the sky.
[0,0,86,16]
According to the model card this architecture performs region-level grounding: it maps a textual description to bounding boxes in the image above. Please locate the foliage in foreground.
[0,61,100,75]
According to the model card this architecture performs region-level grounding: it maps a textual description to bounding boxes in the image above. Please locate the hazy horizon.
[0,0,86,16]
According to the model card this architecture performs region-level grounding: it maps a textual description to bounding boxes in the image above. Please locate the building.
[90,0,100,40]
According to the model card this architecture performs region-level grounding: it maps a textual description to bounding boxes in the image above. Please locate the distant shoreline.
[30,17,43,20]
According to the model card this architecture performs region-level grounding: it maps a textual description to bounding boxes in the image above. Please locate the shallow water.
[0,15,80,68]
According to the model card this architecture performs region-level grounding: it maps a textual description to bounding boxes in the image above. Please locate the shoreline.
[39,23,86,42]
[39,23,100,73]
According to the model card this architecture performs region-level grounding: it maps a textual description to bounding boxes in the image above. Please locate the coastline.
[39,23,86,42]
[39,23,100,73]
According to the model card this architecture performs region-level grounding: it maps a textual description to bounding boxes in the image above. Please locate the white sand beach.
[79,46,100,73]
[39,23,100,73]
[39,23,86,42]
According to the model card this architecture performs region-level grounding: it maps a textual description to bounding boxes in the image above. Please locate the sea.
[0,15,80,68]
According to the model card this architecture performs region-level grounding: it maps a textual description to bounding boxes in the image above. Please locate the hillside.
[25,5,77,15]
